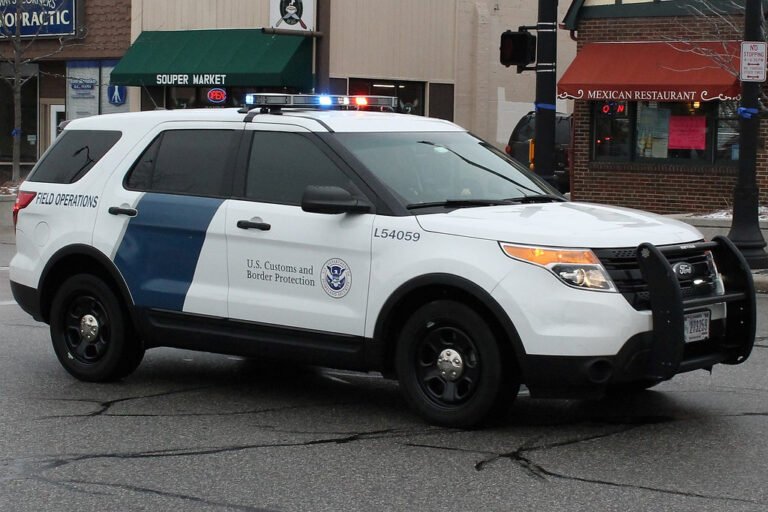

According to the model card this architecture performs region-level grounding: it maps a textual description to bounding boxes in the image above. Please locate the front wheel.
[49,274,144,382]
[395,300,517,428]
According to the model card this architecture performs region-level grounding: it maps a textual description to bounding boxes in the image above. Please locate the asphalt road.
[1,230,767,512]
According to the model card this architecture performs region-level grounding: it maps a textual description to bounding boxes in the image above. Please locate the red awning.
[558,42,740,102]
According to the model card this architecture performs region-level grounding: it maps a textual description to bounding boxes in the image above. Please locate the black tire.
[605,378,661,395]
[49,274,144,382]
[395,300,518,428]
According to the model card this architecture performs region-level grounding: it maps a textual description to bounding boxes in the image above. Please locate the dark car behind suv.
[505,111,572,193]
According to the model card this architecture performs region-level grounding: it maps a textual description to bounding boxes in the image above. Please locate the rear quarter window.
[27,130,122,184]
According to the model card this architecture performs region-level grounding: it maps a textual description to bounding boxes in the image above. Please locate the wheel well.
[377,284,521,376]
[40,253,130,324]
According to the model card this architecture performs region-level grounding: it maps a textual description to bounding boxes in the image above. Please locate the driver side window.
[245,132,352,205]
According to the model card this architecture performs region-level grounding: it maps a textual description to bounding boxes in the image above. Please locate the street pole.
[315,0,330,94]
[727,0,768,268]
[533,0,557,186]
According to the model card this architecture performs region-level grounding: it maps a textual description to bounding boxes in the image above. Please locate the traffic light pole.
[727,0,768,268]
[533,0,558,186]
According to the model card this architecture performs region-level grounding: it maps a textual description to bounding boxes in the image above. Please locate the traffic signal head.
[500,30,536,68]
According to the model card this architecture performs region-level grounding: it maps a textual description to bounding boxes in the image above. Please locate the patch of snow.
[0,182,19,196]
[697,206,768,221]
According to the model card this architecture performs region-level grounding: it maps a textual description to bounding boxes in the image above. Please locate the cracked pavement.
[2,238,768,511]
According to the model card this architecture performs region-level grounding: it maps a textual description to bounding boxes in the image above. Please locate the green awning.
[110,29,313,90]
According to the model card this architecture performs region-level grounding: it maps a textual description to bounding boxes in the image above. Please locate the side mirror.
[301,186,372,214]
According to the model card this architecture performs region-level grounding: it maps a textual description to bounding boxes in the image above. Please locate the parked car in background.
[505,111,572,193]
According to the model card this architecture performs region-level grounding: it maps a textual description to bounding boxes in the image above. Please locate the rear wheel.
[49,274,144,382]
[395,300,518,428]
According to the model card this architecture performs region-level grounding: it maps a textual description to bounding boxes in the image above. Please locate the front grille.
[594,245,719,311]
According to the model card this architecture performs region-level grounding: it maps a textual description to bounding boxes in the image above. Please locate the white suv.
[9,94,756,427]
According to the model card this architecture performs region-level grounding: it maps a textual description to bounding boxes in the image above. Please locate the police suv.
[9,94,756,427]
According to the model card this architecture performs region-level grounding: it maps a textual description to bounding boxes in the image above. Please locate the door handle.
[237,220,271,231]
[108,206,138,217]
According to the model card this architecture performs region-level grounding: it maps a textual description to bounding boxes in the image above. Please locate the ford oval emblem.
[673,262,693,278]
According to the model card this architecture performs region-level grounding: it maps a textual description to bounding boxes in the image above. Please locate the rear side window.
[28,130,122,184]
[126,130,239,197]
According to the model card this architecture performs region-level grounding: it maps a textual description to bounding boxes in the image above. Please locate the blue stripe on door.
[114,193,224,311]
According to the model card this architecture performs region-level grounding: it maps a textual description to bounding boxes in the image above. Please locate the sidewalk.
[0,225,13,245]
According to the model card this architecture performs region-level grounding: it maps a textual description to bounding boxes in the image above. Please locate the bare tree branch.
[0,0,82,183]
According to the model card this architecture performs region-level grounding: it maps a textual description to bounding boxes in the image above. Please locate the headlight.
[705,250,725,295]
[499,242,617,292]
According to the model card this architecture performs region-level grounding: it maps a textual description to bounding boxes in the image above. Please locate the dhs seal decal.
[321,258,351,298]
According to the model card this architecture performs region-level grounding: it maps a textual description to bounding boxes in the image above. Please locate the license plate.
[684,311,710,343]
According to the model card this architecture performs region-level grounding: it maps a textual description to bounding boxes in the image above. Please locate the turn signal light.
[13,190,36,229]
[500,243,599,266]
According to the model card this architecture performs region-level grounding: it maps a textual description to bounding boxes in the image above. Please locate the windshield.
[334,132,557,208]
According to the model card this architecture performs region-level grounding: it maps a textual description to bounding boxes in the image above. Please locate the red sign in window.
[599,102,626,115]
[207,88,227,104]
[669,116,706,150]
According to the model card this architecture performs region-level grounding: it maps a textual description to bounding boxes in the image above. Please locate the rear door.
[94,123,241,317]
[225,125,375,336]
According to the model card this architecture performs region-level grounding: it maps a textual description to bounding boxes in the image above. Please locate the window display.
[593,100,738,164]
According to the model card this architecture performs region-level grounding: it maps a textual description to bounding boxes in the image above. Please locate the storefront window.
[349,78,425,116]
[163,86,302,109]
[0,76,39,163]
[592,100,738,164]
[716,102,739,161]
[594,101,630,159]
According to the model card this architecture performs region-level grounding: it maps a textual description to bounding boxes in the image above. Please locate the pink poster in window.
[668,116,706,150]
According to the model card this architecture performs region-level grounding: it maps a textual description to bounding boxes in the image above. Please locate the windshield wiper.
[504,194,567,204]
[417,140,544,196]
[407,199,514,210]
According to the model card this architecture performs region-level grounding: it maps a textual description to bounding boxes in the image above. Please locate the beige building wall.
[126,0,576,146]
[131,0,271,39]
[329,0,455,82]
[454,0,576,145]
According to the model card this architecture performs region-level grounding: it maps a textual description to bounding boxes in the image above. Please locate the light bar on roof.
[244,93,398,110]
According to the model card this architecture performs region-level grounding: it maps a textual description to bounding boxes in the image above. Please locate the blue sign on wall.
[0,0,77,38]
[107,85,127,106]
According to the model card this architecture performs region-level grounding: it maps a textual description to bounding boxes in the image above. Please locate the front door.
[226,126,374,336]
[49,104,65,145]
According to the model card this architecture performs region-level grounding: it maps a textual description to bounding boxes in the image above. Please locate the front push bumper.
[523,235,755,398]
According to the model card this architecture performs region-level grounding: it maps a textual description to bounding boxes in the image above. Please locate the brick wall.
[570,16,764,214]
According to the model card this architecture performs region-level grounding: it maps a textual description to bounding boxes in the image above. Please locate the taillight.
[12,191,36,229]
[505,144,512,155]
